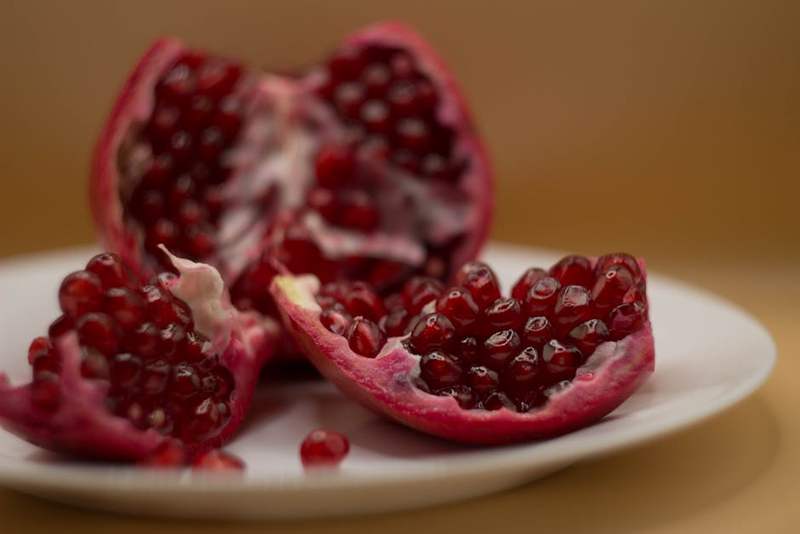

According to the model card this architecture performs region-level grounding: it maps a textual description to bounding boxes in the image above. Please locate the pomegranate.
[0,251,275,460]
[300,429,350,467]
[90,22,493,333]
[272,253,655,444]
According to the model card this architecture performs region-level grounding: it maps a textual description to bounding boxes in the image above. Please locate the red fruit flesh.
[272,254,655,444]
[0,252,273,460]
[300,429,350,467]
[192,449,246,471]
[91,23,493,332]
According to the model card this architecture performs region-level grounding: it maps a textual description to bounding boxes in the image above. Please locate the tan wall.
[1,0,798,265]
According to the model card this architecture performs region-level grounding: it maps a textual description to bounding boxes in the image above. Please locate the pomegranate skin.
[270,259,655,445]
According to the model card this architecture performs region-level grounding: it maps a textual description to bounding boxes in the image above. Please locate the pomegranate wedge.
[90,22,493,335]
[0,251,275,460]
[272,254,655,444]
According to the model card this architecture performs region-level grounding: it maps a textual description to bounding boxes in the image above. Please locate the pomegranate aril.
[48,315,73,338]
[147,106,181,146]
[339,191,380,231]
[466,365,499,398]
[525,276,560,316]
[346,317,385,357]
[77,313,119,355]
[595,253,642,282]
[300,429,350,467]
[86,253,127,289]
[360,100,391,133]
[483,391,516,411]
[549,255,593,288]
[455,262,501,309]
[542,339,583,382]
[171,363,201,397]
[104,287,146,329]
[320,306,352,336]
[141,359,171,395]
[435,287,479,330]
[395,118,431,153]
[159,323,186,361]
[157,63,195,105]
[334,82,366,118]
[140,153,174,189]
[196,61,241,99]
[483,297,523,332]
[457,336,480,365]
[387,81,420,116]
[182,397,221,440]
[131,189,165,224]
[139,440,186,468]
[31,348,60,376]
[80,348,110,380]
[110,353,143,390]
[403,277,445,314]
[408,313,456,354]
[392,149,420,173]
[502,346,543,393]
[420,351,463,390]
[342,283,385,321]
[607,302,647,340]
[197,127,225,162]
[146,219,178,251]
[481,329,521,371]
[167,130,194,166]
[511,267,548,301]
[592,264,635,311]
[522,316,553,349]
[27,337,51,365]
[315,145,355,188]
[192,449,245,471]
[328,45,365,80]
[435,385,477,409]
[213,96,243,138]
[126,322,161,359]
[568,319,610,355]
[59,271,104,318]
[185,95,214,130]
[379,307,411,336]
[142,285,178,327]
[553,285,594,334]
[362,63,391,95]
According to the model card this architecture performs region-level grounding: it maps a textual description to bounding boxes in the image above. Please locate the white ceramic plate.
[0,243,775,519]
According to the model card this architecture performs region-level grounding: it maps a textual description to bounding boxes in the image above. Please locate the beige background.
[0,1,798,532]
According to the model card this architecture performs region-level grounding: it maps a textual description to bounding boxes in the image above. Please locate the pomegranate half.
[271,254,655,444]
[90,22,493,327]
[0,250,275,460]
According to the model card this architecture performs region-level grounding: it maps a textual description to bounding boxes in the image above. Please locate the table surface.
[0,254,795,533]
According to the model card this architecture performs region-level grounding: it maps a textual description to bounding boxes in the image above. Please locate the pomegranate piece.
[300,429,351,468]
[90,23,493,350]
[272,253,655,444]
[0,251,274,461]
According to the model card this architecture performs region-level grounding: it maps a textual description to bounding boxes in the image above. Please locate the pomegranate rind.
[341,22,494,275]
[271,264,655,445]
[0,255,275,461]
[90,38,185,279]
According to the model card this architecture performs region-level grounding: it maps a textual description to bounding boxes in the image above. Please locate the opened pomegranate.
[0,251,274,460]
[271,253,655,444]
[91,22,492,331]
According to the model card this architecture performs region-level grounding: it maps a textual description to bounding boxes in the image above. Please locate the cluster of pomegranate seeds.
[316,45,464,183]
[315,253,648,412]
[32,252,235,442]
[123,50,245,264]
[299,429,350,468]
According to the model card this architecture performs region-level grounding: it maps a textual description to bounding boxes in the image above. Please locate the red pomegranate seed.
[27,337,51,365]
[307,187,338,221]
[185,95,214,130]
[339,191,380,232]
[483,297,523,332]
[511,267,548,301]
[436,287,479,330]
[360,100,391,133]
[420,351,463,390]
[483,391,516,411]
[85,253,127,288]
[141,359,171,395]
[334,82,366,118]
[104,287,146,329]
[196,61,241,99]
[48,315,73,338]
[553,285,594,333]
[158,63,195,105]
[213,96,243,139]
[146,219,178,251]
[126,322,161,359]
[595,253,642,282]
[31,372,60,411]
[315,144,355,188]
[387,81,420,116]
[379,307,411,336]
[592,264,635,311]
[549,255,594,288]
[408,313,456,354]
[481,329,521,371]
[466,366,499,398]
[502,347,543,394]
[140,153,174,189]
[59,271,104,318]
[568,319,610,355]
[80,348,110,380]
[142,285,177,328]
[346,317,385,357]
[139,440,186,468]
[435,385,477,409]
[182,398,221,439]
[525,276,561,316]
[171,363,201,397]
[110,353,143,390]
[147,106,181,146]
[77,312,119,355]
[457,336,480,365]
[131,189,165,223]
[522,316,554,349]
[342,282,386,321]
[328,45,364,80]
[300,429,350,467]
[455,262,501,309]
[320,306,352,336]
[542,340,583,382]
[402,277,445,314]
[192,449,245,471]
[362,63,391,96]
[607,302,646,340]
